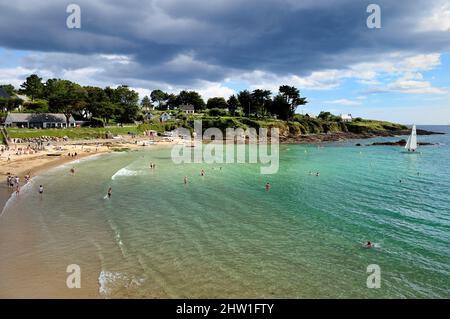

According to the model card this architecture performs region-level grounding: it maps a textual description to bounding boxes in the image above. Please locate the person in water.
[70,167,75,175]
[365,241,373,248]
[39,185,44,195]
[107,187,112,198]
[265,182,271,191]
[184,176,188,184]
[200,169,205,176]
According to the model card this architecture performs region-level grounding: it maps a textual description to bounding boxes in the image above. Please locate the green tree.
[279,85,307,119]
[20,74,44,101]
[206,97,228,109]
[150,89,168,109]
[251,89,272,116]
[48,80,87,125]
[237,90,252,117]
[176,90,205,111]
[271,95,291,120]
[141,95,153,111]
[111,85,140,123]
[227,95,240,115]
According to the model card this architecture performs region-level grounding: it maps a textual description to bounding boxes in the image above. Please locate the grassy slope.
[5,116,407,140]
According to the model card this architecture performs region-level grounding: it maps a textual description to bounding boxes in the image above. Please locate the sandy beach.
[0,136,179,211]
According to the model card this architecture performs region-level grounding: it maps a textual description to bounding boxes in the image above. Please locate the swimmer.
[315,172,320,176]
[70,167,75,175]
[365,241,373,248]
[265,182,271,191]
[107,187,112,198]
[200,169,205,176]
[184,176,188,184]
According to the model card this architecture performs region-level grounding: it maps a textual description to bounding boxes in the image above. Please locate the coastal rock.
[368,139,434,146]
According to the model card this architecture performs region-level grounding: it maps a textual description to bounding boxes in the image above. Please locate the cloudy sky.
[0,0,449,124]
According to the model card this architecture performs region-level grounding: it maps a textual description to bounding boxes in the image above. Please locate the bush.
[207,108,228,116]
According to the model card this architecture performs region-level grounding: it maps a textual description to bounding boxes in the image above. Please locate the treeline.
[2,74,308,124]
[147,85,308,120]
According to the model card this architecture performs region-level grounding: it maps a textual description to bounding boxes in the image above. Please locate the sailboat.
[404,124,418,152]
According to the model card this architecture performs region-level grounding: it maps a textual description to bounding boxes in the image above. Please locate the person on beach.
[107,187,112,198]
[265,182,271,191]
[15,185,20,196]
[39,185,44,195]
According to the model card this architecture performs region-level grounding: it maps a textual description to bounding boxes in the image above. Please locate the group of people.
[6,173,28,195]
[149,162,156,169]
[68,152,78,157]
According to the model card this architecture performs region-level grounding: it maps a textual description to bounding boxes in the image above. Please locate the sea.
[0,125,449,298]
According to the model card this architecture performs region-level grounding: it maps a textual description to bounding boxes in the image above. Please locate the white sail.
[405,124,417,151]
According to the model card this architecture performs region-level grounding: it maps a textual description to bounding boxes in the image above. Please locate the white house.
[160,112,172,122]
[340,114,353,122]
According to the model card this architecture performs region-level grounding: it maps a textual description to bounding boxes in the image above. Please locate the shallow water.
[1,126,449,298]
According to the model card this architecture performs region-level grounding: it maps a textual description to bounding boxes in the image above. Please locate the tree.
[141,95,153,111]
[237,90,252,116]
[20,74,44,101]
[111,85,140,123]
[279,85,307,119]
[206,97,228,109]
[271,95,291,120]
[251,89,272,116]
[176,90,205,111]
[48,80,87,125]
[227,95,240,115]
[150,89,168,109]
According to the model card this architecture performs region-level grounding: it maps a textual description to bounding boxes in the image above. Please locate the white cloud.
[325,99,362,106]
[418,2,450,32]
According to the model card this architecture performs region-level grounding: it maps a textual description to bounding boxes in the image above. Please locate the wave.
[111,167,142,180]
[0,179,35,219]
[98,271,145,297]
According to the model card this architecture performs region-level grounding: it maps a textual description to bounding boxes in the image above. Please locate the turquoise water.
[1,126,449,298]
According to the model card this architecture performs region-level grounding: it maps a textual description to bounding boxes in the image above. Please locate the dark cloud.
[0,0,448,86]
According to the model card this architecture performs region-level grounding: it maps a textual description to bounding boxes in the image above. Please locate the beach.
[0,126,449,298]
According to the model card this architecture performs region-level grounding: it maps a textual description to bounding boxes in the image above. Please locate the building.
[4,113,76,128]
[179,104,195,114]
[159,112,172,122]
[0,87,11,99]
[340,114,353,122]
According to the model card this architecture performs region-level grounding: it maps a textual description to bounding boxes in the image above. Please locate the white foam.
[111,167,141,180]
[98,271,145,296]
[0,179,35,219]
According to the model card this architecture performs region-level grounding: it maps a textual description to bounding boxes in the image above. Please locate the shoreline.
[0,138,177,211]
[0,128,443,210]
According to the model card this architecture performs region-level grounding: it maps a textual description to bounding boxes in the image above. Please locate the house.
[4,113,76,128]
[0,87,11,99]
[340,114,353,122]
[143,112,154,121]
[179,104,195,114]
[160,112,172,122]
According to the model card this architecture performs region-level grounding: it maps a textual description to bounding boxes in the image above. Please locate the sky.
[0,0,449,124]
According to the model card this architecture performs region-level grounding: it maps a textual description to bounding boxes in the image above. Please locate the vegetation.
[1,74,408,143]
